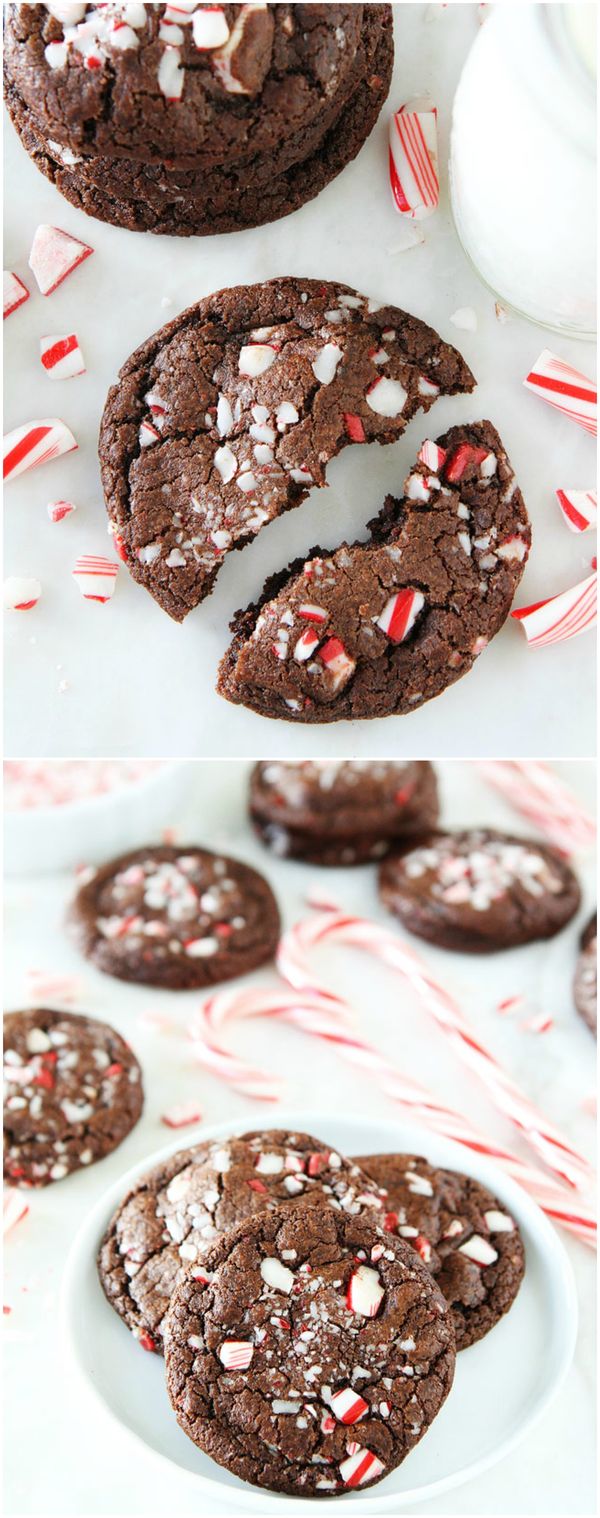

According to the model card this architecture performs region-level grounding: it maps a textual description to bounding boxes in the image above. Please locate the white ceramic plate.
[61,1112,578,1515]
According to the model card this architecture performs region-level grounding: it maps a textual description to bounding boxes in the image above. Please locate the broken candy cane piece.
[28,225,93,296]
[72,554,118,603]
[524,349,597,436]
[340,1448,385,1487]
[260,1257,295,1293]
[294,628,320,659]
[161,1102,203,1129]
[418,438,446,470]
[443,442,489,483]
[211,3,269,94]
[3,271,29,318]
[139,419,161,448]
[512,573,596,647]
[40,333,85,379]
[218,1340,254,1370]
[317,637,356,691]
[458,1234,498,1265]
[376,588,424,642]
[192,5,229,48]
[366,376,407,416]
[3,418,77,480]
[343,412,366,442]
[389,103,439,219]
[3,576,42,610]
[330,1388,369,1425]
[238,343,277,377]
[346,1264,384,1318]
[312,342,343,385]
[158,45,184,99]
[47,499,77,523]
[484,1209,515,1233]
[297,603,328,623]
[555,489,597,533]
[3,1188,29,1235]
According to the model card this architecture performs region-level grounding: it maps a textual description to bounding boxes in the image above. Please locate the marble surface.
[3,4,596,759]
[3,759,596,1515]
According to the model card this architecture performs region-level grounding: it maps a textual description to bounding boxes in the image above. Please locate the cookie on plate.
[4,6,393,236]
[98,1129,383,1351]
[69,844,280,989]
[378,828,580,951]
[249,760,439,865]
[3,1009,143,1187]
[99,278,475,622]
[163,1202,456,1496]
[355,1153,525,1350]
[573,912,597,1034]
[5,5,394,236]
[218,422,530,722]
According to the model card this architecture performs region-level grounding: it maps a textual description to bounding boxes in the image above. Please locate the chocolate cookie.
[574,912,597,1034]
[5,5,393,235]
[5,7,393,236]
[355,1154,525,1350]
[3,1008,143,1188]
[163,1202,456,1496]
[98,1129,383,1351]
[99,279,475,622]
[218,421,530,722]
[378,828,580,952]
[69,845,280,989]
[249,761,439,865]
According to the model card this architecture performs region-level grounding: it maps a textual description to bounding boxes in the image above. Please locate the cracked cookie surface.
[217,421,529,722]
[69,845,280,989]
[3,1008,143,1187]
[163,1201,455,1496]
[378,828,580,951]
[99,278,474,620]
[355,1154,525,1350]
[249,760,439,865]
[98,1129,383,1351]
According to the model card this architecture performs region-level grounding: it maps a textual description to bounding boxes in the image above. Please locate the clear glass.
[449,3,596,339]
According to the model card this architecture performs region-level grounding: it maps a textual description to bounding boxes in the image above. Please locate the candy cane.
[388,104,439,219]
[511,573,596,647]
[523,350,597,436]
[278,914,594,1196]
[192,983,595,1245]
[479,761,596,854]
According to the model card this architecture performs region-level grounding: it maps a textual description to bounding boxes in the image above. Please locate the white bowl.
[61,1111,578,1515]
[3,761,194,875]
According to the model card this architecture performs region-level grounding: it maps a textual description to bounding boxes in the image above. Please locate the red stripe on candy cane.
[524,350,597,435]
[3,418,77,480]
[555,489,597,534]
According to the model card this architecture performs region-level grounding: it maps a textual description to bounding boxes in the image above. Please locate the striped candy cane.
[555,489,597,534]
[192,982,595,1245]
[523,350,597,435]
[278,914,594,1196]
[512,573,596,647]
[388,104,439,219]
[479,761,596,854]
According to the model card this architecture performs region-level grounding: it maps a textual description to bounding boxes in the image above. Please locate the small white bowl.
[61,1110,578,1515]
[3,762,194,875]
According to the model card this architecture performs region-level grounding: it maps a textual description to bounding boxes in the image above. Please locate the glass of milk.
[450,2,596,338]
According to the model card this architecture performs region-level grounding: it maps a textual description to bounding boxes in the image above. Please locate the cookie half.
[163,1202,455,1496]
[99,278,474,621]
[69,844,280,989]
[379,828,580,951]
[355,1154,525,1350]
[3,1009,143,1187]
[98,1129,382,1352]
[574,911,597,1034]
[217,421,530,722]
[249,760,439,864]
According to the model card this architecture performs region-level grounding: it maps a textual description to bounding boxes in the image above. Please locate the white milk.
[450,3,596,337]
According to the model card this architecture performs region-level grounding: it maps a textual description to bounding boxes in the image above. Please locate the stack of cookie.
[4,3,394,237]
[97,1126,525,1498]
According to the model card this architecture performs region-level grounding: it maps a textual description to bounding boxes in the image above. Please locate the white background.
[3,759,596,1515]
[3,3,597,759]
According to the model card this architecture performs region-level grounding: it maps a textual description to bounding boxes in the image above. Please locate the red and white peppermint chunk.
[3,271,29,319]
[413,1234,432,1263]
[297,603,328,623]
[484,1209,515,1233]
[330,1387,369,1425]
[346,1264,384,1318]
[158,45,184,100]
[40,333,85,379]
[495,535,528,562]
[3,1187,29,1236]
[376,588,424,643]
[343,412,366,443]
[417,438,446,471]
[340,1448,385,1487]
[458,1234,499,1266]
[139,419,161,448]
[260,1257,295,1293]
[72,554,118,603]
[443,442,489,484]
[161,1102,203,1129]
[211,4,262,94]
[255,1152,284,1175]
[317,637,356,693]
[312,342,343,385]
[3,576,42,611]
[192,5,229,48]
[238,343,277,377]
[366,376,407,417]
[389,103,439,220]
[555,489,597,534]
[294,627,321,662]
[47,499,77,523]
[218,1340,254,1370]
[3,418,77,481]
[28,224,93,296]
